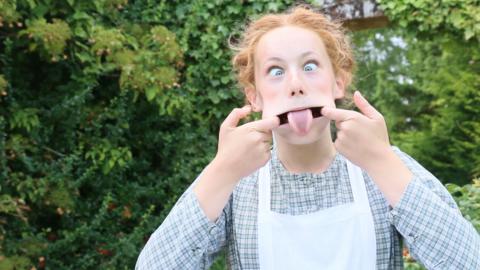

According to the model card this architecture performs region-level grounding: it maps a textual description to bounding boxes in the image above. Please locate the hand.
[321,91,391,171]
[214,105,280,181]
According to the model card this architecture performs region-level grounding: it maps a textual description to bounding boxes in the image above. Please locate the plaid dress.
[136,146,480,269]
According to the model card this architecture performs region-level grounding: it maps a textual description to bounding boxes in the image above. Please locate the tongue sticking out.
[287,109,313,136]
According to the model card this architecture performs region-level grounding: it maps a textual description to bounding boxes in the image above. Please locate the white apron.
[257,159,377,270]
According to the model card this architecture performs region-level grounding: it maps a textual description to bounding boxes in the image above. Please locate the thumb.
[354,91,382,119]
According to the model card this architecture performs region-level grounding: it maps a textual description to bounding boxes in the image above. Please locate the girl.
[136,6,480,270]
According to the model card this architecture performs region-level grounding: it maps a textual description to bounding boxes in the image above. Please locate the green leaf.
[465,29,475,40]
[145,87,157,101]
[220,76,230,84]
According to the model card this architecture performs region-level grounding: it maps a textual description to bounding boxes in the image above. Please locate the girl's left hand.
[321,91,392,172]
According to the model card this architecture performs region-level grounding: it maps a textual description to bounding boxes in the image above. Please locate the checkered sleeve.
[388,147,480,269]
[135,175,230,270]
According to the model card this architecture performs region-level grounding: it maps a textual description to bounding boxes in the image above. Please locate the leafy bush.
[448,180,480,232]
[0,0,296,269]
[356,1,480,185]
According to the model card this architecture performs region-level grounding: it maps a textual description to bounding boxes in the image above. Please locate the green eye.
[268,67,284,76]
[304,62,318,72]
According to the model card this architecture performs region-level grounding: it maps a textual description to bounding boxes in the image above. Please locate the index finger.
[221,106,252,128]
[321,107,358,122]
[244,116,280,132]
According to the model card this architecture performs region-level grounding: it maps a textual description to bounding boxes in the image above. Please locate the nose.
[290,88,305,96]
[288,70,306,97]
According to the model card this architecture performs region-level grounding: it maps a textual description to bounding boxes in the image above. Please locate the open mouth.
[277,106,323,125]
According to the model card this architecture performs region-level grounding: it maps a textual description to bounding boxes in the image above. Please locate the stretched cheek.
[255,82,279,116]
[310,75,331,91]
[261,102,277,118]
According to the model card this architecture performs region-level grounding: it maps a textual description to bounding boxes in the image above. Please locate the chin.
[274,117,330,145]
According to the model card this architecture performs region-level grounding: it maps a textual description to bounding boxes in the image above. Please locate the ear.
[333,77,346,99]
[245,87,262,112]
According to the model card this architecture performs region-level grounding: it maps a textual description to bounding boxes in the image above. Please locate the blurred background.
[0,0,478,269]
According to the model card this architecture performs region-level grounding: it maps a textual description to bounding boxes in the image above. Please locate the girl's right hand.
[213,105,280,182]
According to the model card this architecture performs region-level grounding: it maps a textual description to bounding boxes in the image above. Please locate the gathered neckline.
[270,143,345,180]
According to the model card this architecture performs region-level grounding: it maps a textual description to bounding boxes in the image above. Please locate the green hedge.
[0,1,297,269]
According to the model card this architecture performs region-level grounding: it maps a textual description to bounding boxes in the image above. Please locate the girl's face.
[247,26,345,144]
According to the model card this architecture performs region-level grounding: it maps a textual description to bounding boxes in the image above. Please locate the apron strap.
[346,159,369,206]
[258,160,272,213]
[257,160,274,269]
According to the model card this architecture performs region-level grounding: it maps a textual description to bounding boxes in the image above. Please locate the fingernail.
[356,90,364,99]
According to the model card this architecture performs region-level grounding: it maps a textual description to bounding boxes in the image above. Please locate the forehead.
[254,26,329,63]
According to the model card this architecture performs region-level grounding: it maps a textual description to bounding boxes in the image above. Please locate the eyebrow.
[265,51,317,62]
